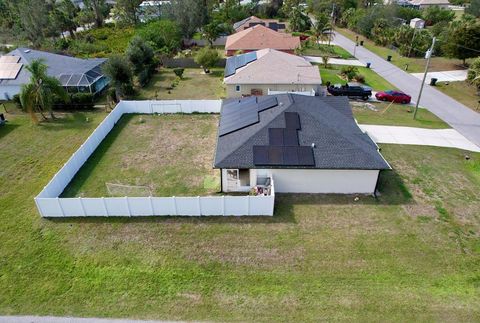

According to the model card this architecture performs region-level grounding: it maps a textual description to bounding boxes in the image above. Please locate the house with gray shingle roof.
[0,48,109,100]
[214,94,390,194]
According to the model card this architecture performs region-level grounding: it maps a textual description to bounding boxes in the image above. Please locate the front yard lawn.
[352,102,450,129]
[336,28,472,73]
[1,109,479,321]
[135,68,225,100]
[318,64,396,91]
[302,44,353,59]
[62,114,220,197]
[435,81,480,112]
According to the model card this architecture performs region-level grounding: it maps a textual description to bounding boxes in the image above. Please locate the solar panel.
[257,96,278,112]
[219,103,259,136]
[0,56,20,63]
[224,51,257,77]
[253,146,315,166]
[285,112,300,129]
[269,128,284,146]
[0,62,23,80]
[283,129,299,146]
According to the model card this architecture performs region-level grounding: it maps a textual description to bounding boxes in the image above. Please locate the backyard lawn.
[336,28,472,73]
[435,81,480,112]
[1,109,479,321]
[352,101,450,129]
[62,114,220,197]
[135,68,225,100]
[318,64,396,91]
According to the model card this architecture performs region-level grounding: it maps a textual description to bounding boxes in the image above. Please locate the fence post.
[197,196,202,216]
[102,197,108,217]
[125,196,131,217]
[149,196,154,215]
[247,195,250,216]
[79,197,86,216]
[222,195,225,216]
[56,197,65,217]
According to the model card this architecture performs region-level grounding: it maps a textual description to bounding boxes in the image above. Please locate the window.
[235,85,241,92]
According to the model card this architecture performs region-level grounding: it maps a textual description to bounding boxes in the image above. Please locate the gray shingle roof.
[0,48,106,87]
[214,94,391,170]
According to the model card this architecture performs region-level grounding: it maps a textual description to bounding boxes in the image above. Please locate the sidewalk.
[359,124,480,152]
[304,56,365,67]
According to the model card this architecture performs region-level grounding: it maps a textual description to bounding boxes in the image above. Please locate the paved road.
[359,125,480,152]
[334,31,480,147]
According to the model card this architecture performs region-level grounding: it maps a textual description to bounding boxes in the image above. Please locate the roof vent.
[24,49,30,53]
[311,143,316,148]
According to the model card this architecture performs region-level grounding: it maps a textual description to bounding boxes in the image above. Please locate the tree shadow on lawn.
[60,114,133,197]
[0,122,19,140]
[38,111,101,131]
[208,70,223,78]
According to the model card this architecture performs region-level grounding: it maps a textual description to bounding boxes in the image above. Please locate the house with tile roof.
[409,0,450,8]
[0,48,108,100]
[214,94,390,194]
[225,25,300,56]
[233,16,287,33]
[224,49,322,98]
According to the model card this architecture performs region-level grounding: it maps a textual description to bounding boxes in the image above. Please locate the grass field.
[352,102,450,129]
[1,110,479,321]
[336,28,472,73]
[436,81,480,112]
[62,114,220,197]
[318,65,396,91]
[302,44,353,59]
[136,68,225,100]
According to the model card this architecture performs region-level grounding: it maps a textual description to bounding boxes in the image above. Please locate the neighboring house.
[410,18,425,29]
[214,94,390,194]
[69,0,116,8]
[224,49,322,98]
[233,16,287,33]
[225,25,300,56]
[0,48,109,100]
[409,0,450,8]
[138,0,171,22]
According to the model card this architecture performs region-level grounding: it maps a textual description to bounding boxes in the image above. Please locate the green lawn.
[1,110,480,321]
[318,64,396,91]
[352,102,450,129]
[336,28,472,73]
[62,114,220,197]
[135,68,225,100]
[435,81,480,112]
[302,44,353,59]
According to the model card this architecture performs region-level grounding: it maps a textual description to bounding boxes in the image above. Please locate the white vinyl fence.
[35,100,275,217]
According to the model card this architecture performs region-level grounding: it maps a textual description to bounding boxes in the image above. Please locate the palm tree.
[311,12,332,45]
[19,59,68,123]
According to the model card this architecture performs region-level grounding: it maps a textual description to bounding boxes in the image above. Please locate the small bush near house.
[353,73,366,83]
[12,94,22,108]
[340,65,359,81]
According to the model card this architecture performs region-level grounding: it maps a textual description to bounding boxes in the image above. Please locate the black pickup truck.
[327,83,372,100]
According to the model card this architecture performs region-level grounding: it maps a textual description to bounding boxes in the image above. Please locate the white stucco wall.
[221,168,380,194]
[0,85,21,100]
[268,169,380,194]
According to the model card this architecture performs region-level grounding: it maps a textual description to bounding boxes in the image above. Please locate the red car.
[375,90,411,104]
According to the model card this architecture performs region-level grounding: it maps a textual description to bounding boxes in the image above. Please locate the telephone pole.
[413,37,436,120]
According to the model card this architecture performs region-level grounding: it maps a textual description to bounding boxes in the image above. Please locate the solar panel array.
[0,56,20,63]
[224,51,257,77]
[253,111,315,167]
[218,96,278,136]
[0,61,23,80]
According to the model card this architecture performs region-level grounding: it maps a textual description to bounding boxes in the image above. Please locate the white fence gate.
[35,100,275,217]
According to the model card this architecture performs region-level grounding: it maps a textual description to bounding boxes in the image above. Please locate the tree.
[442,19,480,65]
[311,12,331,43]
[83,0,106,28]
[288,5,311,32]
[16,0,49,47]
[466,0,480,17]
[371,18,393,46]
[137,20,182,54]
[194,47,220,73]
[48,0,79,39]
[113,0,143,26]
[125,36,156,87]
[102,55,134,101]
[19,60,68,123]
[467,57,480,90]
[169,0,208,37]
[202,21,221,46]
[423,5,455,26]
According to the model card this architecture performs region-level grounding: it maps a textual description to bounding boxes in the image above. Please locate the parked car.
[327,83,372,100]
[375,90,411,104]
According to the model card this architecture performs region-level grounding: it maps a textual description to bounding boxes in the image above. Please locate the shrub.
[340,66,359,81]
[353,73,365,83]
[137,20,182,54]
[194,47,220,73]
[173,68,185,79]
[12,94,22,108]
[138,68,152,88]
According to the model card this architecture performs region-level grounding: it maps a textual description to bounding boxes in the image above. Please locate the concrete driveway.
[411,70,468,83]
[304,56,366,67]
[334,31,480,147]
[359,124,480,152]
